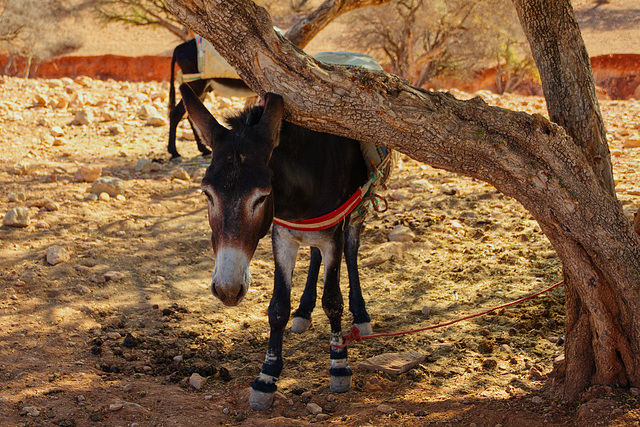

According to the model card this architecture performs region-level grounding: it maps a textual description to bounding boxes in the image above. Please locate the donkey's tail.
[168,48,178,114]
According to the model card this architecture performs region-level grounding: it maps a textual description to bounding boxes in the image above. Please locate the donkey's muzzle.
[211,247,252,306]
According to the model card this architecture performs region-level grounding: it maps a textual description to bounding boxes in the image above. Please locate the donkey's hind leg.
[344,223,372,336]
[320,229,352,393]
[291,247,322,333]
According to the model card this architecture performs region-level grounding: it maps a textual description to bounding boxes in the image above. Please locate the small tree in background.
[94,0,194,42]
[341,0,534,89]
[0,0,87,77]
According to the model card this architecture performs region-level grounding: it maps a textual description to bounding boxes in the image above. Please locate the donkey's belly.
[274,225,337,250]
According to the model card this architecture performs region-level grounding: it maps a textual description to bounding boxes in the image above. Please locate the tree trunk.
[165,0,640,401]
[285,0,391,48]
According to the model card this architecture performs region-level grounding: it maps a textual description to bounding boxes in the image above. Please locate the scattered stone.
[106,332,122,340]
[147,115,168,127]
[122,333,139,348]
[376,404,394,414]
[171,167,190,181]
[306,402,323,415]
[52,137,67,146]
[109,403,124,411]
[531,396,543,404]
[99,192,110,202]
[45,201,60,211]
[360,351,427,375]
[316,413,330,421]
[109,124,124,135]
[137,104,158,119]
[90,177,125,197]
[46,245,71,265]
[3,207,30,227]
[104,271,125,281]
[192,167,207,182]
[35,221,50,229]
[189,373,207,390]
[51,126,65,137]
[13,161,32,175]
[75,166,102,182]
[482,358,498,370]
[421,305,432,316]
[182,130,196,140]
[73,110,93,125]
[34,93,48,106]
[7,191,26,202]
[21,406,40,417]
[410,179,433,193]
[388,225,415,242]
[362,242,404,267]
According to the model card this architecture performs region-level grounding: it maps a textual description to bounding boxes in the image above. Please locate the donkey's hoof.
[249,389,275,411]
[354,322,373,336]
[291,317,312,334]
[330,374,352,393]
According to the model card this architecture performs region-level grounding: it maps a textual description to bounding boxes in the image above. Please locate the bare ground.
[1,1,640,425]
[0,76,639,426]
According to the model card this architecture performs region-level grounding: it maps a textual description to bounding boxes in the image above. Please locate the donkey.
[168,39,254,160]
[180,83,372,410]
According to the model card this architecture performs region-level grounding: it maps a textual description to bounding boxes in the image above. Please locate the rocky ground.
[0,75,639,426]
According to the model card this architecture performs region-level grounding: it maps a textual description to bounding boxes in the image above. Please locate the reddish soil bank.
[0,53,638,99]
[0,54,171,82]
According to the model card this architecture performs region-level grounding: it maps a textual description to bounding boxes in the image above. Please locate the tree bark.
[285,0,392,49]
[165,0,640,401]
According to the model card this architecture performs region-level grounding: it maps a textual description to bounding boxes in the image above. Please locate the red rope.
[331,280,564,349]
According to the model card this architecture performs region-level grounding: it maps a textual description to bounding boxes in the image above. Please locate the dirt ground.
[1,1,640,426]
[0,74,639,427]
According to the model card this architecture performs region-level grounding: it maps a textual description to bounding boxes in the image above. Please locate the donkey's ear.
[258,93,283,148]
[180,83,227,147]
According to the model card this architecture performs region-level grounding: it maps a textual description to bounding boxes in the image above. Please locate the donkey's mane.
[224,105,264,130]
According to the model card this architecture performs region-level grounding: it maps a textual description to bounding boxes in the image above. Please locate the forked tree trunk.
[166,0,640,401]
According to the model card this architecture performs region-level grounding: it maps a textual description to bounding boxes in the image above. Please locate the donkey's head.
[180,84,283,306]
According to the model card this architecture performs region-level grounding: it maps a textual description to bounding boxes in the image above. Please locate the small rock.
[189,373,207,390]
[482,358,498,370]
[146,115,168,127]
[388,224,415,242]
[3,207,30,227]
[90,177,125,197]
[52,137,67,146]
[192,167,207,183]
[182,130,196,141]
[99,192,110,202]
[109,403,124,411]
[421,305,431,316]
[306,402,323,415]
[106,332,122,340]
[316,413,330,421]
[73,110,93,125]
[171,167,190,181]
[45,201,60,211]
[109,124,124,135]
[51,126,65,137]
[410,179,433,193]
[21,406,40,417]
[46,245,71,265]
[75,166,102,182]
[137,104,158,119]
[8,191,26,202]
[531,396,543,404]
[104,271,125,281]
[376,404,394,414]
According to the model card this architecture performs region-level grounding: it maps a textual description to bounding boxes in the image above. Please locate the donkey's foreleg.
[250,227,297,411]
[321,233,352,393]
[291,247,322,333]
[344,223,372,336]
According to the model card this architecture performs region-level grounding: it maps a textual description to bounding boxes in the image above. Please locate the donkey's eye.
[253,195,267,210]
[204,192,214,204]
